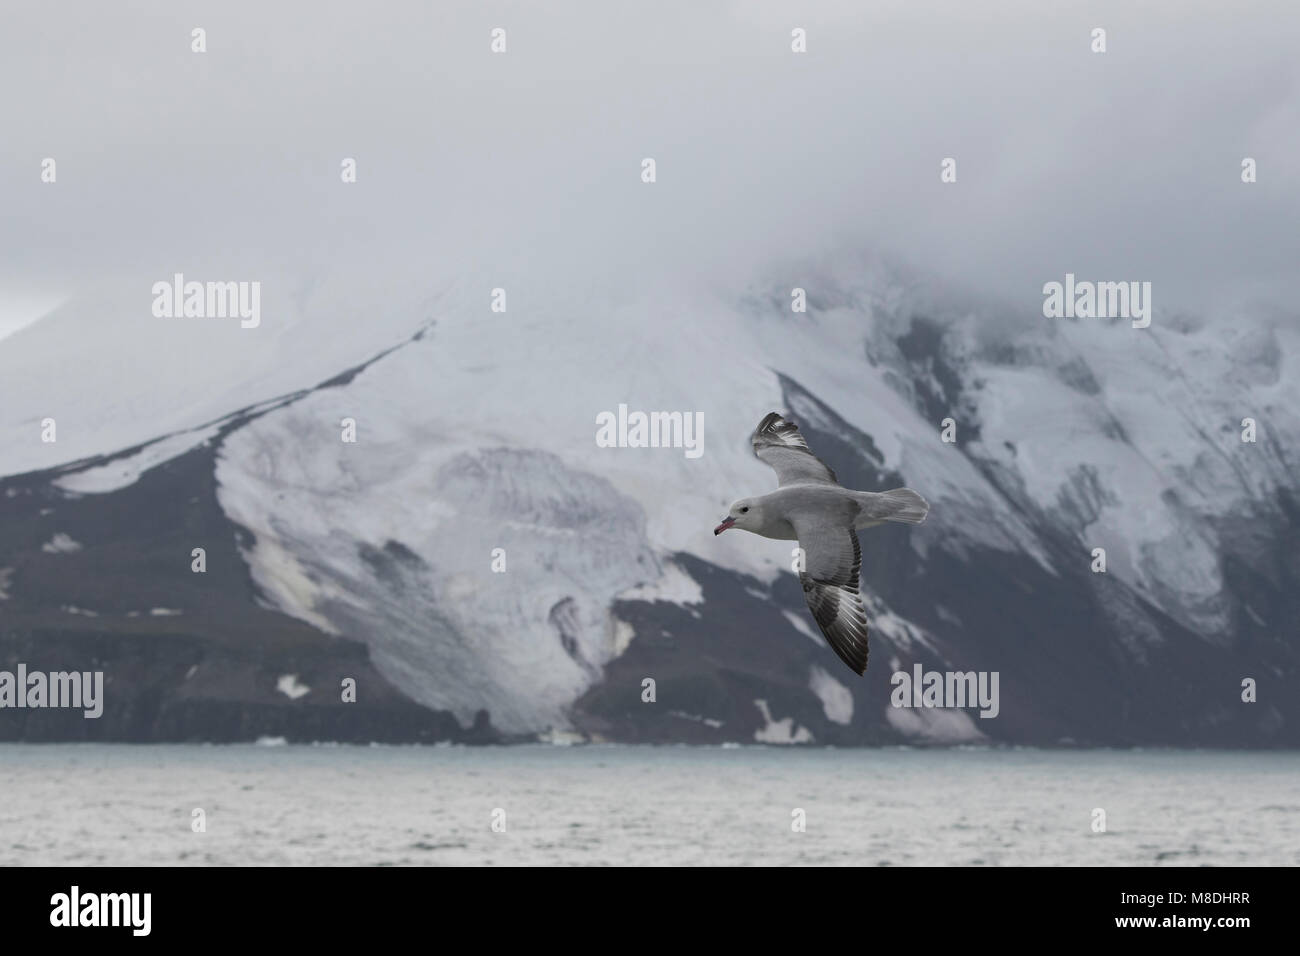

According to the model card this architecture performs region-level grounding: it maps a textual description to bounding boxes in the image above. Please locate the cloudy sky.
[1,0,1298,333]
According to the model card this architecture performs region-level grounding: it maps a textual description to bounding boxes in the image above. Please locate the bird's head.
[714,498,761,535]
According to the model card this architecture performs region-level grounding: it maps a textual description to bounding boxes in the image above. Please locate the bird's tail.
[871,488,930,525]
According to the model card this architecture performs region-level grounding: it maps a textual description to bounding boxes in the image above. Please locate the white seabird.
[713,412,930,675]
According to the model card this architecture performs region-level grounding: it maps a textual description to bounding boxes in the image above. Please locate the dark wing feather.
[751,412,839,487]
[794,523,870,676]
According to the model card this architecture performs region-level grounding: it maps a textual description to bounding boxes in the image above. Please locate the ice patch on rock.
[809,665,854,725]
[41,533,82,553]
[276,675,311,700]
[753,699,814,744]
[884,702,985,744]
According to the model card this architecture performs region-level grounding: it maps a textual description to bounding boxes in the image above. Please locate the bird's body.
[714,413,930,676]
[726,483,923,540]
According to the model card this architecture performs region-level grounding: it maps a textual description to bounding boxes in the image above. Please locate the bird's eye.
[740,507,749,513]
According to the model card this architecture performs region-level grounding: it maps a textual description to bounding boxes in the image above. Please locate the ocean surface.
[1,745,1296,866]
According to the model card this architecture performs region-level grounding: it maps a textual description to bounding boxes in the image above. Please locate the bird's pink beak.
[713,516,736,535]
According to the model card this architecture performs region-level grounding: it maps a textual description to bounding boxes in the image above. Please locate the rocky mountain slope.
[2,259,1295,744]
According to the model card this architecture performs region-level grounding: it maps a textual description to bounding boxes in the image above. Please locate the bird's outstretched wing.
[792,515,870,676]
[751,412,839,487]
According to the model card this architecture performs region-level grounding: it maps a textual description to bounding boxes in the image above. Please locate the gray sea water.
[1,745,1296,866]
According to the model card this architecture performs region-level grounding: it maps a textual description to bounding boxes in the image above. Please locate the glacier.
[1,255,1296,744]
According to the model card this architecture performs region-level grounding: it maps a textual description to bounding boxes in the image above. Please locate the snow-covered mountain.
[2,255,1296,745]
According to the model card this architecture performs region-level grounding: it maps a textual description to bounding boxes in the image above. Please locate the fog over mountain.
[1,0,1296,744]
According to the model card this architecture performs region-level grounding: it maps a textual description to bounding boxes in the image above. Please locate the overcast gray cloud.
[1,0,1297,320]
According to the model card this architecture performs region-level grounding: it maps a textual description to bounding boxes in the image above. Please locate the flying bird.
[714,413,929,676]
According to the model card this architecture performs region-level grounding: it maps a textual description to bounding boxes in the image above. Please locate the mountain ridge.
[2,262,1296,744]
